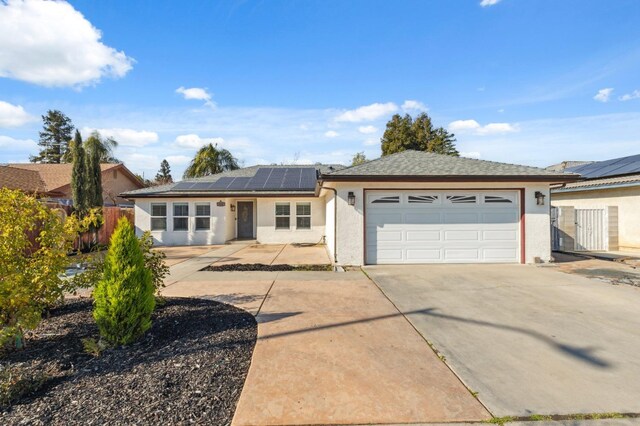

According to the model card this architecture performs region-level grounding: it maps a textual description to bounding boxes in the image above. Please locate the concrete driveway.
[365,264,640,417]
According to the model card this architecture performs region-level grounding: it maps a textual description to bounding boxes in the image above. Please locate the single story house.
[122,150,576,265]
[3,162,144,206]
[550,154,640,253]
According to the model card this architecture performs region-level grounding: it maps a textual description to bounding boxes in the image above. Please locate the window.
[484,195,513,204]
[408,195,439,204]
[150,203,167,231]
[275,202,290,230]
[173,203,189,231]
[195,203,211,231]
[446,195,477,204]
[371,195,400,204]
[296,202,311,230]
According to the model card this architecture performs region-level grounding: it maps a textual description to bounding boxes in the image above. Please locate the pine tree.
[85,136,104,208]
[381,113,459,157]
[70,130,88,215]
[155,159,173,184]
[93,218,155,345]
[30,110,74,163]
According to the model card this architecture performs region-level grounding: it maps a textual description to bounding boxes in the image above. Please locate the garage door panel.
[444,248,480,261]
[482,211,519,224]
[406,249,442,261]
[483,230,518,241]
[404,212,441,224]
[366,190,520,264]
[406,230,441,242]
[444,230,479,241]
[443,212,479,224]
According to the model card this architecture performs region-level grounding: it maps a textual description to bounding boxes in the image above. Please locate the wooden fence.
[42,203,134,250]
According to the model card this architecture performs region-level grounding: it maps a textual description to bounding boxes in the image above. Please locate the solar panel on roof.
[566,154,640,179]
[210,177,235,189]
[226,177,251,190]
[173,181,198,190]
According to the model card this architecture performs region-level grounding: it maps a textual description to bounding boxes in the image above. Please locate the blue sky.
[1,0,640,179]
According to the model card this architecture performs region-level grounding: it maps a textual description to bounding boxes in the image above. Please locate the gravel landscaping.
[202,263,333,272]
[1,298,257,425]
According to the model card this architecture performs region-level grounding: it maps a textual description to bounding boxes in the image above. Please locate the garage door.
[365,190,521,264]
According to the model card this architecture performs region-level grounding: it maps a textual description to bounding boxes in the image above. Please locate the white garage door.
[365,190,521,264]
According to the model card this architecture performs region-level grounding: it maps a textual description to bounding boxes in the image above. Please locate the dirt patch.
[573,268,640,287]
[1,298,256,425]
[201,263,333,272]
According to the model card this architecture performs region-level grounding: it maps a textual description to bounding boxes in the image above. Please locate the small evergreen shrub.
[139,231,169,297]
[93,218,155,346]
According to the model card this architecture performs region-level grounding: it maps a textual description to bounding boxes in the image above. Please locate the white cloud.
[480,0,502,6]
[619,90,640,101]
[335,102,398,122]
[593,88,614,102]
[165,155,192,166]
[176,86,215,107]
[363,138,379,146]
[174,134,224,149]
[401,100,428,113]
[81,127,158,147]
[0,101,34,127]
[461,151,481,159]
[324,130,339,138]
[0,0,133,87]
[448,119,518,135]
[0,135,37,149]
[358,125,378,134]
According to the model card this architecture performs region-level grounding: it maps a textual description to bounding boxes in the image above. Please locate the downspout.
[319,185,338,264]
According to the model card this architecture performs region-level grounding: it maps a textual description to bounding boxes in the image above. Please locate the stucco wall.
[324,191,336,261]
[551,186,640,251]
[134,198,227,246]
[256,197,326,244]
[324,181,552,265]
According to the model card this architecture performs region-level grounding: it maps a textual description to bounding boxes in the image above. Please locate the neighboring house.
[123,150,575,265]
[550,154,640,253]
[2,163,144,206]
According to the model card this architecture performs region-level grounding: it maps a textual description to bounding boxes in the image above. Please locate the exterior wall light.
[230,204,236,212]
[535,191,546,206]
[347,191,356,206]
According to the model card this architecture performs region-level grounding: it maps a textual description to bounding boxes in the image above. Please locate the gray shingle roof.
[121,164,344,197]
[552,173,640,192]
[323,150,578,180]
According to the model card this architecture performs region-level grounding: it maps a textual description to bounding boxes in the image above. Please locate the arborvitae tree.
[93,218,155,345]
[381,113,459,157]
[351,152,367,166]
[155,159,173,184]
[70,131,88,215]
[30,110,74,163]
[84,136,104,208]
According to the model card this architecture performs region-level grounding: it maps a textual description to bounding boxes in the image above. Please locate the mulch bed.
[201,263,333,272]
[1,298,257,425]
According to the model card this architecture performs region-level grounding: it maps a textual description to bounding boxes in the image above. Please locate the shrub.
[93,218,155,345]
[0,189,79,350]
[0,364,49,408]
[139,231,169,297]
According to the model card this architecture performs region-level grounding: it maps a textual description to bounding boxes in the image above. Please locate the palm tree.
[183,144,240,178]
[85,131,119,163]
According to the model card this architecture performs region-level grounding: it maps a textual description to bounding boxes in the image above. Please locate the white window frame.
[173,202,189,232]
[275,202,290,230]
[195,203,211,231]
[296,202,312,230]
[150,203,167,231]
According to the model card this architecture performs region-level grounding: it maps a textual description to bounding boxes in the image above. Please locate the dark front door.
[237,201,254,239]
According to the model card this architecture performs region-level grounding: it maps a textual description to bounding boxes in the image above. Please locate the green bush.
[0,364,48,408]
[0,189,81,350]
[139,231,169,297]
[93,218,155,346]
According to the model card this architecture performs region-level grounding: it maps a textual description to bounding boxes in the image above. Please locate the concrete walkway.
[231,271,490,425]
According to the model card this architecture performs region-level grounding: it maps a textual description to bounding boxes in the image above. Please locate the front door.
[237,201,254,239]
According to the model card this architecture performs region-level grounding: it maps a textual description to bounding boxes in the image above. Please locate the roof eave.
[320,174,580,183]
[121,191,318,199]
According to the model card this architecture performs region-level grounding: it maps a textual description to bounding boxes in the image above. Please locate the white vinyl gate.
[575,209,608,251]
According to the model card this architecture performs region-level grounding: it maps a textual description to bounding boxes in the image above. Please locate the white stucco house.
[122,150,576,265]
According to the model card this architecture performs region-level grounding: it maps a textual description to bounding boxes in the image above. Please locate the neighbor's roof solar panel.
[567,154,640,179]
